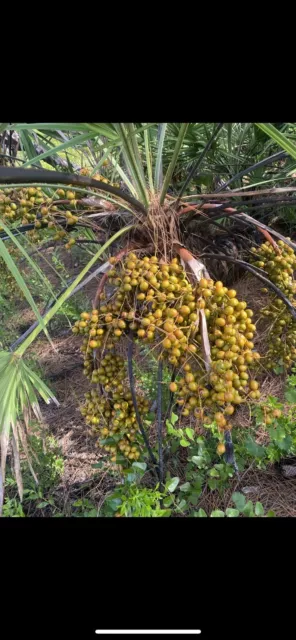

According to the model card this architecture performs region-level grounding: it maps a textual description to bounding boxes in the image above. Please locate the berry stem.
[157,359,164,490]
[127,333,159,480]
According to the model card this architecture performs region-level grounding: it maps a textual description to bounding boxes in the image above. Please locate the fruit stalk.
[127,334,159,478]
[157,359,164,489]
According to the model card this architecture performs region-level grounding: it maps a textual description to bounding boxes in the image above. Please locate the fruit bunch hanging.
[0,167,119,249]
[79,166,120,189]
[0,186,78,237]
[250,239,296,369]
[81,384,149,461]
[173,277,261,426]
[73,252,261,460]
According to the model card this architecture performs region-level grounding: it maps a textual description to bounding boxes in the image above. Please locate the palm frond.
[21,132,98,168]
[143,126,154,193]
[154,124,167,190]
[15,224,133,356]
[255,123,296,160]
[0,351,58,513]
[160,123,189,204]
[0,236,50,341]
[115,124,149,205]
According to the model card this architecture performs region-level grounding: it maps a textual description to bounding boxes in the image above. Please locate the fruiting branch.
[127,334,159,476]
[0,167,147,214]
[93,245,136,309]
[193,204,296,252]
[200,253,296,320]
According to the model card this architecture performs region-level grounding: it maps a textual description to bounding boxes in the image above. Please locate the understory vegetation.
[1,122,296,517]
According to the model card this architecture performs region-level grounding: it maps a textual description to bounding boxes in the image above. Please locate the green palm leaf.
[255,123,296,160]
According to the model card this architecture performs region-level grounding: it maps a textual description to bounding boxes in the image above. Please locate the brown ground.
[29,334,117,510]
[198,467,296,517]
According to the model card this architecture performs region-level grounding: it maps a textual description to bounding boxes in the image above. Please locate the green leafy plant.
[156,412,237,515]
[234,369,296,468]
[2,432,64,517]
[103,462,171,517]
[71,498,98,518]
[194,493,275,517]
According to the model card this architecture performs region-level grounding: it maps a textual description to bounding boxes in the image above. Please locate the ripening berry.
[217,443,226,455]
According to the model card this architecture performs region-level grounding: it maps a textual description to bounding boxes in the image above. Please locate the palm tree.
[1,121,296,511]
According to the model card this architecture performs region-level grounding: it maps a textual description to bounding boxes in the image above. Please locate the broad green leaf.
[196,508,207,517]
[170,440,179,454]
[185,427,194,441]
[210,510,225,518]
[245,437,266,459]
[163,495,175,507]
[180,482,191,492]
[126,473,137,484]
[107,498,122,511]
[267,510,275,517]
[180,439,190,447]
[232,492,246,511]
[226,508,240,518]
[209,468,220,478]
[132,462,147,472]
[273,365,284,375]
[242,500,254,517]
[191,455,204,466]
[255,502,264,517]
[166,421,176,435]
[285,388,296,403]
[166,477,180,493]
[155,509,172,517]
[170,412,178,426]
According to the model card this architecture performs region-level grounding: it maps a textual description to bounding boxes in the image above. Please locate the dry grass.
[31,337,101,486]
[197,465,296,517]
